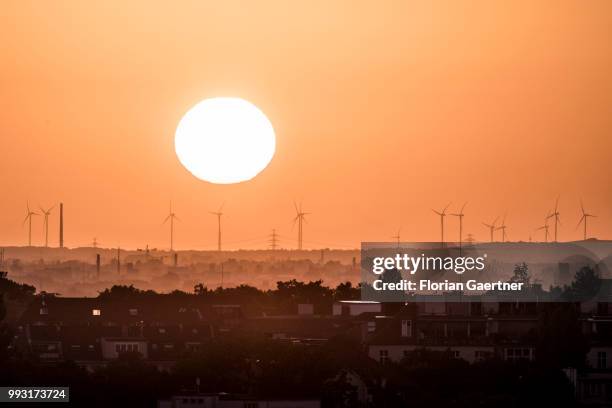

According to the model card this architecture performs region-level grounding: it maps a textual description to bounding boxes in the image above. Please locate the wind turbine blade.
[576,216,584,230]
[163,215,170,224]
[174,215,181,222]
[554,196,559,212]
[293,201,299,214]
[580,199,585,215]
[219,201,226,212]
[432,209,442,216]
[443,202,451,213]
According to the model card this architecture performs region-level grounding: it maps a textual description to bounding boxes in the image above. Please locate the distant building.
[332,300,381,316]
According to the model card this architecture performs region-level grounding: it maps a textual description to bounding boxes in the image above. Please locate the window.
[244,403,258,408]
[598,351,607,369]
[475,350,490,361]
[452,350,460,359]
[506,348,532,362]
[379,349,389,364]
[129,308,138,316]
[92,309,101,316]
[401,320,412,337]
[367,321,376,333]
[588,382,602,397]
[158,328,166,334]
[116,343,138,353]
[39,307,48,315]
[597,303,609,315]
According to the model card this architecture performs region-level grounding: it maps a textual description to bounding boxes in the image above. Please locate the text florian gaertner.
[370,253,525,292]
[372,279,524,291]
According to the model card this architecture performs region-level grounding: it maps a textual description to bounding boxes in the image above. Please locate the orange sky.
[1,0,611,250]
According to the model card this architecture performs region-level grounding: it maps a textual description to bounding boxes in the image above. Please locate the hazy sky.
[1,0,611,249]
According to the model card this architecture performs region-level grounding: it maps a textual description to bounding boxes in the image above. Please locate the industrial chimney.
[174,252,178,267]
[96,254,101,280]
[59,203,64,248]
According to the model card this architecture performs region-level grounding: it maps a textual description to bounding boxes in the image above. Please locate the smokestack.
[174,252,178,267]
[96,254,101,280]
[59,203,64,248]
[117,247,121,275]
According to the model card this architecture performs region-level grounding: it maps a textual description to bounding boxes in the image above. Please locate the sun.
[174,97,276,184]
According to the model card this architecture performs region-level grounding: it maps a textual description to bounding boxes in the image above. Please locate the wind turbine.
[547,197,561,242]
[496,214,508,243]
[482,217,499,243]
[210,203,224,251]
[391,228,401,249]
[536,222,550,243]
[23,203,39,247]
[293,202,309,250]
[432,203,451,247]
[451,202,467,252]
[39,204,55,248]
[163,202,179,251]
[577,200,596,241]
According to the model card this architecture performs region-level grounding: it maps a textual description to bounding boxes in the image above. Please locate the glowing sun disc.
[175,97,276,184]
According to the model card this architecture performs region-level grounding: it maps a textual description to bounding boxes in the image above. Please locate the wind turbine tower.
[293,202,309,250]
[547,197,561,242]
[451,203,467,252]
[577,200,596,241]
[537,222,550,243]
[163,202,179,251]
[496,214,508,243]
[39,205,55,248]
[210,203,224,251]
[432,203,451,247]
[482,217,499,243]
[23,203,38,247]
